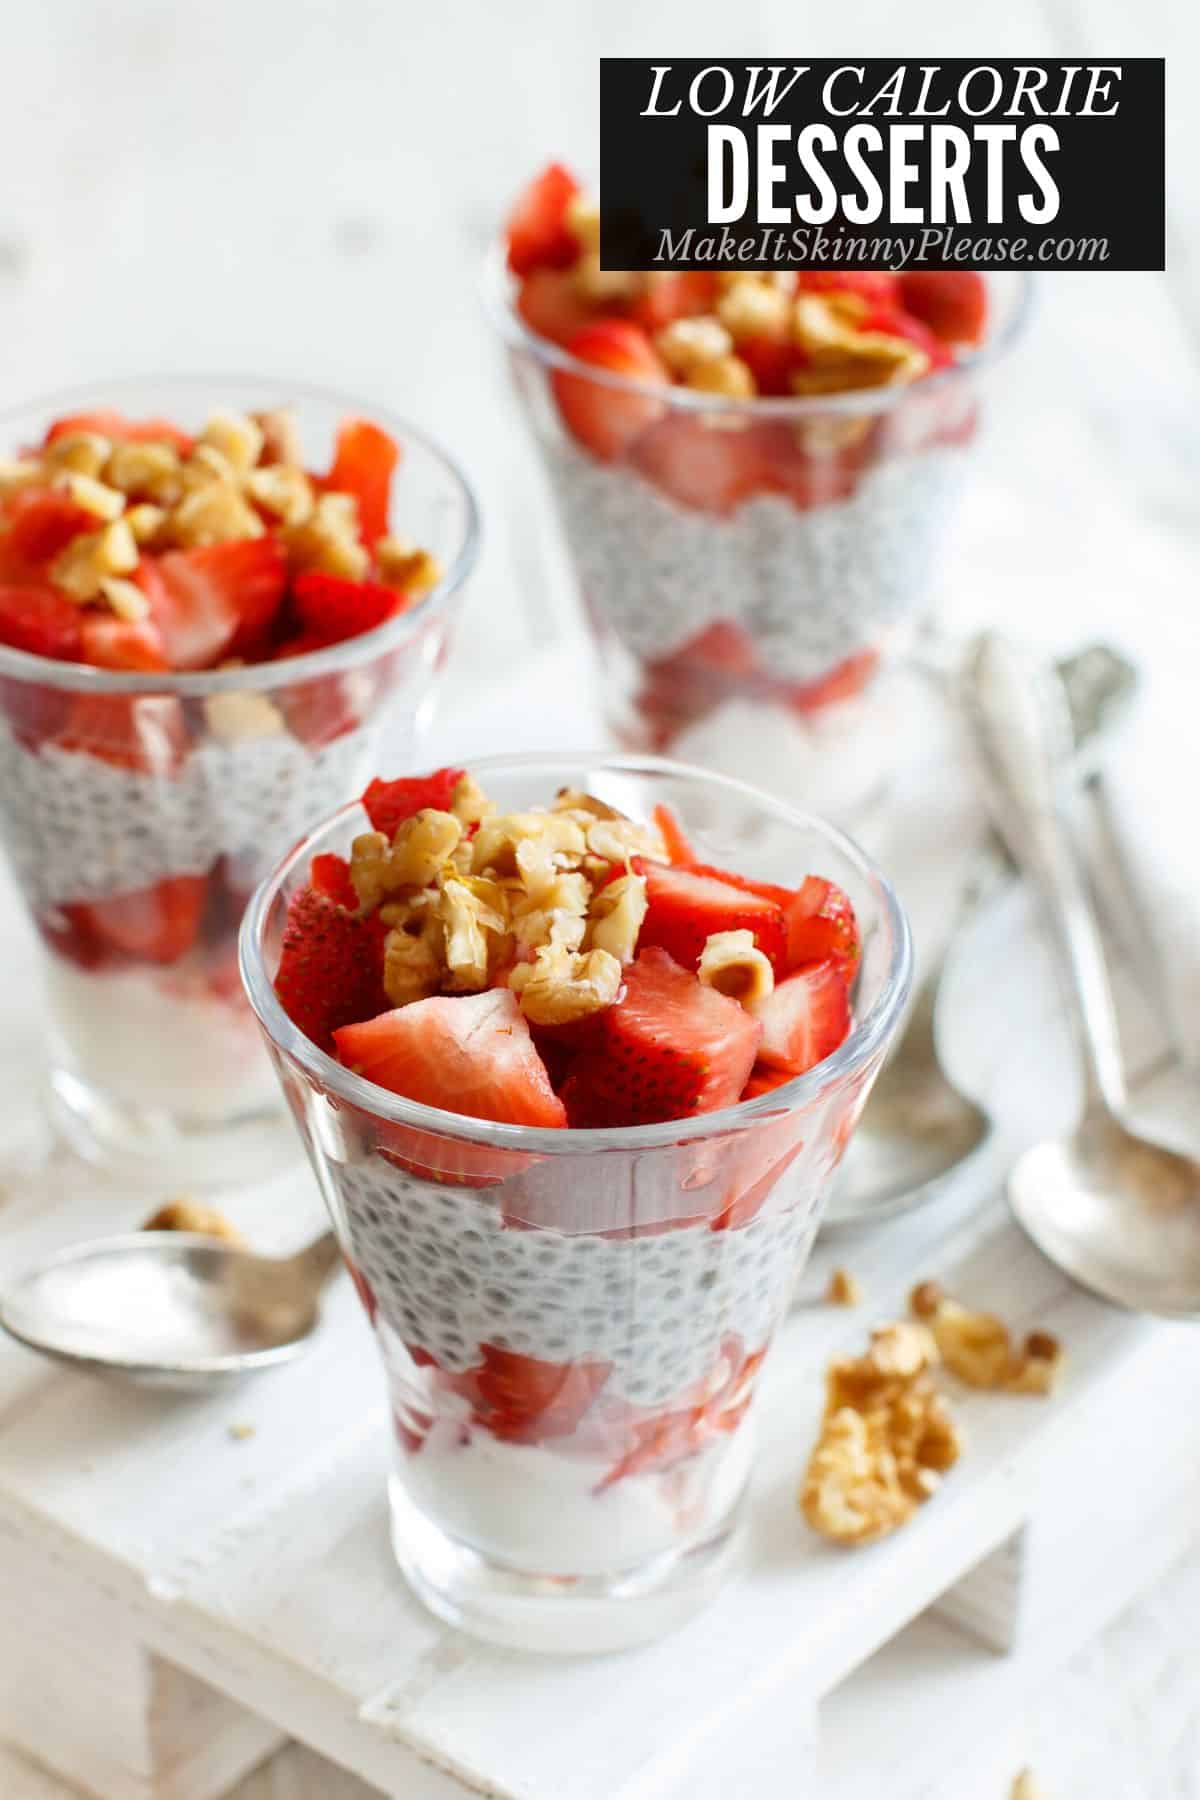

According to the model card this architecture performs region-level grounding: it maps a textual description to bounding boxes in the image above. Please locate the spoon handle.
[960,633,1127,1117]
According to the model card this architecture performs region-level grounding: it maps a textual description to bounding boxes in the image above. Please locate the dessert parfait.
[492,166,1027,814]
[241,753,911,1650]
[0,379,477,1174]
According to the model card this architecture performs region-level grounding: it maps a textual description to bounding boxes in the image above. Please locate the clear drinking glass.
[240,752,912,1652]
[488,257,1030,818]
[0,376,479,1183]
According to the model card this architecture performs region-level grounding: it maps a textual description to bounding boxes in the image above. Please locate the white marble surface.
[0,1,1197,1796]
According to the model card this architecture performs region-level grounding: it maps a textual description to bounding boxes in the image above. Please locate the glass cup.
[240,752,912,1652]
[488,257,1030,819]
[0,376,479,1184]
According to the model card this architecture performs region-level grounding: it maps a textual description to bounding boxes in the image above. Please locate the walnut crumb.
[909,1283,1064,1395]
[227,1421,256,1442]
[825,1267,861,1307]
[143,1198,244,1244]
[1010,1772,1048,1800]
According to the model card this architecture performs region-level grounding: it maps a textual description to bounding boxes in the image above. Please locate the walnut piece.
[440,876,509,991]
[655,315,734,375]
[375,535,443,597]
[246,463,314,526]
[283,491,369,580]
[800,1321,962,1546]
[825,1266,862,1307]
[51,518,138,600]
[43,432,111,478]
[909,1282,1064,1395]
[1010,1773,1049,1800]
[687,355,756,399]
[56,471,125,520]
[169,479,265,548]
[697,928,774,1007]
[253,406,304,466]
[790,293,929,395]
[203,688,285,743]
[105,441,183,505]
[717,276,792,343]
[510,943,622,1026]
[143,1198,243,1244]
[382,910,445,1006]
[350,809,463,911]
[587,870,647,964]
[200,408,264,475]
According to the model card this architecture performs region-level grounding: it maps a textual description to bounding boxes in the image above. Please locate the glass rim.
[482,242,1033,420]
[0,372,482,696]
[239,750,914,1156]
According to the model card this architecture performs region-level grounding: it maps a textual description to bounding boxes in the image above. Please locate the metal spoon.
[962,634,1200,1318]
[826,642,1137,1230]
[0,1229,343,1391]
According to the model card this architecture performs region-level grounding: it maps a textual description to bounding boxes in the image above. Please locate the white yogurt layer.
[45,957,280,1123]
[542,436,965,681]
[394,1409,753,1575]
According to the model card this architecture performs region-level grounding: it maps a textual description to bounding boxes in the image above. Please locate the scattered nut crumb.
[1010,1772,1048,1800]
[143,1198,244,1244]
[909,1282,1064,1395]
[825,1267,861,1307]
[227,1422,256,1442]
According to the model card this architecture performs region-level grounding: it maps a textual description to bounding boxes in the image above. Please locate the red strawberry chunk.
[274,885,388,1052]
[54,693,189,774]
[505,163,581,277]
[780,648,879,716]
[325,418,399,546]
[62,874,207,966]
[898,270,988,346]
[651,802,695,866]
[752,959,851,1074]
[740,1063,795,1100]
[783,877,860,977]
[640,861,787,973]
[275,663,362,749]
[4,487,94,564]
[632,414,764,514]
[629,271,718,332]
[552,320,668,461]
[291,570,403,648]
[44,410,193,453]
[515,266,595,347]
[0,583,83,660]
[136,537,287,670]
[561,948,760,1128]
[361,766,464,837]
[450,1343,609,1446]
[334,988,567,1128]
[79,611,169,671]
[309,851,358,909]
[798,270,901,307]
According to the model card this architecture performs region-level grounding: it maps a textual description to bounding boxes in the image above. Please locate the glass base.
[388,1472,745,1654]
[48,1066,299,1191]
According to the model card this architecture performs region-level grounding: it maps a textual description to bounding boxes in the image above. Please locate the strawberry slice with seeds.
[783,877,860,978]
[552,320,668,461]
[325,418,400,546]
[79,611,169,671]
[505,163,581,277]
[652,802,695,866]
[561,947,761,1128]
[752,959,851,1075]
[4,487,94,565]
[361,766,464,837]
[274,885,388,1052]
[898,270,987,346]
[631,414,765,514]
[629,271,718,332]
[0,582,83,660]
[516,267,596,347]
[449,1344,610,1446]
[640,861,787,973]
[137,537,287,670]
[291,570,404,648]
[334,988,566,1128]
[45,410,194,453]
[309,851,358,909]
[62,874,207,966]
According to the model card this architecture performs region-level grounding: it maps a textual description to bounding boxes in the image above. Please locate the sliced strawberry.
[861,303,954,370]
[0,582,83,660]
[45,410,193,453]
[505,163,581,277]
[737,332,800,396]
[629,272,718,332]
[652,802,695,866]
[291,570,403,648]
[361,766,464,837]
[561,948,760,1128]
[599,1337,763,1483]
[552,320,667,461]
[61,874,207,966]
[640,862,787,973]
[632,414,764,514]
[740,1063,795,1100]
[275,663,362,748]
[54,692,189,774]
[782,877,860,977]
[780,647,879,715]
[752,959,851,1074]
[449,1344,609,1445]
[798,270,901,307]
[273,885,388,1052]
[325,417,400,546]
[515,266,595,347]
[79,611,169,671]
[3,487,94,564]
[754,420,867,510]
[898,271,987,346]
[334,987,566,1128]
[136,537,287,669]
[309,851,358,909]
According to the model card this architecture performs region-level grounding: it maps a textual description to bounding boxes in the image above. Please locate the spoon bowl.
[0,1230,342,1391]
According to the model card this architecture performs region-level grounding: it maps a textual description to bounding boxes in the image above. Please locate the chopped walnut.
[55,470,126,521]
[790,294,929,395]
[200,409,264,475]
[825,1266,862,1307]
[253,407,304,466]
[282,491,369,581]
[450,772,493,825]
[587,871,647,964]
[687,355,756,399]
[51,518,138,601]
[143,1198,244,1244]
[105,441,184,506]
[1010,1770,1048,1800]
[382,910,445,1006]
[125,502,168,545]
[510,942,622,1026]
[801,1321,962,1546]
[375,535,443,597]
[440,876,509,991]
[98,576,150,623]
[697,928,774,1007]
[511,868,591,954]
[245,463,314,526]
[573,251,641,303]
[169,479,265,548]
[181,443,238,489]
[350,810,462,910]
[909,1284,1065,1396]
[564,193,602,252]
[583,814,666,867]
[717,276,792,342]
[0,457,42,493]
[655,315,734,376]
[552,787,623,821]
[203,688,285,743]
[472,810,586,882]
[43,432,111,478]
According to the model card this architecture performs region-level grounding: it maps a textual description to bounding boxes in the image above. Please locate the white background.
[0,3,1197,1796]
